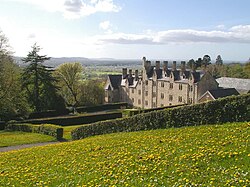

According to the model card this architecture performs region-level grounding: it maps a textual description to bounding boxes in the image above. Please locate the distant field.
[0,122,249,186]
[0,131,55,147]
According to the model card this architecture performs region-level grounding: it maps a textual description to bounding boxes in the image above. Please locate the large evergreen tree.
[22,44,64,112]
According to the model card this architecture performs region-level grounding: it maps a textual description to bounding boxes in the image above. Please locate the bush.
[126,104,187,116]
[6,123,63,140]
[23,112,122,126]
[28,109,70,119]
[0,121,6,130]
[72,94,250,140]
[76,103,128,113]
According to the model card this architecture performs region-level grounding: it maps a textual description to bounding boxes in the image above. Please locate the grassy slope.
[0,122,249,186]
[0,131,56,147]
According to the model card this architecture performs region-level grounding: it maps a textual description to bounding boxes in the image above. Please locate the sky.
[0,0,250,61]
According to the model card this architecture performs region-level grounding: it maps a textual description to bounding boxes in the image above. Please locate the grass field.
[0,122,249,186]
[0,131,56,147]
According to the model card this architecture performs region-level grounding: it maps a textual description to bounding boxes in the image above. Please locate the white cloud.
[6,0,121,19]
[99,21,111,30]
[95,25,250,45]
[216,24,226,30]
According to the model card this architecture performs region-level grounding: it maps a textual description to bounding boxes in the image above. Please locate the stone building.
[105,57,220,108]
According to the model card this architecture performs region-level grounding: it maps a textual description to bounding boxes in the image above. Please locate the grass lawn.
[63,125,83,140]
[0,122,249,186]
[0,131,56,147]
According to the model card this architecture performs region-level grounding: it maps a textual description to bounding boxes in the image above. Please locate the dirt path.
[0,141,62,153]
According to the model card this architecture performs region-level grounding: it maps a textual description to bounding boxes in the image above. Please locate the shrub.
[0,121,6,130]
[28,109,69,119]
[72,94,250,140]
[6,123,63,140]
[76,103,128,113]
[23,112,122,126]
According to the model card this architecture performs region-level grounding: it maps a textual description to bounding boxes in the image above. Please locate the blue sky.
[0,0,250,61]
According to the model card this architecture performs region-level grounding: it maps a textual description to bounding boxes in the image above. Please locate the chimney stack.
[172,61,177,71]
[155,61,160,70]
[129,69,132,78]
[181,61,186,72]
[135,70,139,81]
[122,68,127,79]
[163,61,168,71]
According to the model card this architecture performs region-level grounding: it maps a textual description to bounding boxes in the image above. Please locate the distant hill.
[14,56,141,68]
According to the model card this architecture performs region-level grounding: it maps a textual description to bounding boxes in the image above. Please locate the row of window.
[131,96,193,105]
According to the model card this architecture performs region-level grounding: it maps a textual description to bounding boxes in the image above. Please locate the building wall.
[106,60,219,108]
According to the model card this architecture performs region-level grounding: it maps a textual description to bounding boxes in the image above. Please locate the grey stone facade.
[105,57,219,108]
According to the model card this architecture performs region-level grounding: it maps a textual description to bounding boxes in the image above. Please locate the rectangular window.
[161,82,164,87]
[170,83,173,89]
[145,100,148,106]
[132,89,134,94]
[179,84,182,90]
[138,90,141,95]
[132,98,134,103]
[188,98,193,104]
[161,93,164,99]
[145,80,148,85]
[145,91,148,96]
[178,96,182,103]
[153,102,156,108]
[189,85,193,92]
[138,99,141,105]
[161,104,164,107]
[169,95,173,101]
[153,81,156,86]
[153,92,156,97]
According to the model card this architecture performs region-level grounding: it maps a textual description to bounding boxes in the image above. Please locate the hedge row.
[28,109,69,119]
[22,112,122,126]
[71,94,250,140]
[6,123,63,140]
[127,104,187,116]
[76,102,128,113]
[0,121,6,130]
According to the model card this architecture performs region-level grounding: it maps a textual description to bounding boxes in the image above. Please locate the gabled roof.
[216,77,250,91]
[200,88,239,100]
[107,75,122,90]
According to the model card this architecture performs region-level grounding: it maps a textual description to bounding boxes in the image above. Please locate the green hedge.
[127,104,187,116]
[71,94,250,140]
[6,123,63,140]
[22,112,122,126]
[76,103,128,113]
[0,121,6,130]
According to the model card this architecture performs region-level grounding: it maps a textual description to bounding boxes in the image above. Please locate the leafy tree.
[0,30,30,120]
[54,62,83,107]
[195,58,202,68]
[22,44,64,112]
[79,80,104,106]
[202,55,211,68]
[243,61,250,78]
[187,59,196,70]
[215,55,223,66]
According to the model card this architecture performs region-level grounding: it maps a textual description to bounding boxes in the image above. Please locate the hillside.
[0,122,249,186]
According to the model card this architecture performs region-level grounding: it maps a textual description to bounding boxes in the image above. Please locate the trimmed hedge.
[22,112,122,126]
[0,121,6,130]
[127,104,187,116]
[76,103,128,113]
[6,123,63,140]
[71,94,250,140]
[28,109,70,119]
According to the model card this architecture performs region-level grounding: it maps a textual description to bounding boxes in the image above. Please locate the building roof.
[108,75,122,90]
[207,88,239,99]
[216,77,250,91]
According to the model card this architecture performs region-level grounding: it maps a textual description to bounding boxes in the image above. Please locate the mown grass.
[0,122,249,186]
[0,131,56,147]
[63,125,83,140]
